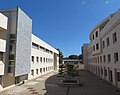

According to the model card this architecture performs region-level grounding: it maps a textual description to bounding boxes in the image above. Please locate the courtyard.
[0,70,120,95]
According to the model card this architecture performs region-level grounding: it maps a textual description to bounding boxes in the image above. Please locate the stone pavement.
[0,70,120,95]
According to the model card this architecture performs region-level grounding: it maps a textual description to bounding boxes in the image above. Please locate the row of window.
[31,56,53,63]
[31,66,53,76]
[92,31,98,40]
[97,52,119,63]
[102,32,117,49]
[32,42,53,54]
[89,65,120,82]
[93,43,99,51]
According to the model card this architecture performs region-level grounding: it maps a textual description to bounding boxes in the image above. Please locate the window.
[40,68,42,73]
[46,67,47,71]
[40,57,42,63]
[106,37,110,47]
[0,52,3,61]
[97,57,99,63]
[100,56,102,63]
[46,58,47,63]
[114,52,118,63]
[103,55,106,63]
[9,55,14,60]
[36,57,39,63]
[43,68,45,72]
[104,69,107,76]
[93,34,94,40]
[107,54,111,63]
[102,41,105,49]
[117,72,120,82]
[113,32,117,43]
[101,68,103,74]
[95,31,98,37]
[93,45,95,51]
[32,56,34,63]
[31,70,34,76]
[44,58,45,63]
[96,43,99,50]
[36,69,38,74]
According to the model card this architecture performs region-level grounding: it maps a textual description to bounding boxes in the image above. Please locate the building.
[83,9,120,88]
[81,44,89,69]
[0,7,59,89]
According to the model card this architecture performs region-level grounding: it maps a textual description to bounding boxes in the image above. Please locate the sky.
[0,0,120,57]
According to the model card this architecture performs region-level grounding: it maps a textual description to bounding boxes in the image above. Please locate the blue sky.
[0,0,120,57]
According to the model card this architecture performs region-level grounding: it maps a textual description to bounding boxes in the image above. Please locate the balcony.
[0,13,8,30]
[0,39,6,52]
[0,61,4,75]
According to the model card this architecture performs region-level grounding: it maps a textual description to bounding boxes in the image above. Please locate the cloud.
[105,1,109,4]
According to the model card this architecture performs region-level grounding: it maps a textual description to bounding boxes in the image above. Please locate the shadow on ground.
[44,70,120,95]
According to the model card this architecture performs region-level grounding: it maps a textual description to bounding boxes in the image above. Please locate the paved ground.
[0,70,120,95]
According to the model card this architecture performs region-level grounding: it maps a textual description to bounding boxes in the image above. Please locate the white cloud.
[105,1,109,4]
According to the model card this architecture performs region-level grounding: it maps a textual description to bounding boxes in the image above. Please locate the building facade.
[0,7,59,89]
[83,9,120,88]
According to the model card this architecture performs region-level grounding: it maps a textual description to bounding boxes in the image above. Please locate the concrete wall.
[15,7,32,77]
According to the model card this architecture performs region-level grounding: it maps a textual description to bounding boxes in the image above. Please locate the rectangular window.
[105,69,107,76]
[100,56,102,63]
[97,57,99,63]
[114,52,119,63]
[93,45,95,51]
[102,41,105,49]
[36,57,39,63]
[40,68,42,73]
[117,72,120,82]
[9,55,14,60]
[103,55,106,63]
[44,58,45,63]
[106,37,110,47]
[32,56,34,63]
[31,70,34,76]
[113,32,117,43]
[0,52,3,61]
[95,31,98,37]
[36,69,38,74]
[40,57,42,63]
[101,68,103,74]
[46,58,47,63]
[108,54,111,63]
[93,34,94,40]
[96,43,99,50]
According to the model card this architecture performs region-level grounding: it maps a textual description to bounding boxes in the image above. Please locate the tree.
[56,48,63,64]
[78,54,82,60]
[68,55,78,59]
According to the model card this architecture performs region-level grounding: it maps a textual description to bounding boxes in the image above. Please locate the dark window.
[31,70,34,76]
[36,69,38,74]
[9,55,14,60]
[0,52,3,61]
[103,55,106,63]
[114,52,119,63]
[40,68,42,73]
[102,41,105,49]
[93,45,95,51]
[93,34,94,40]
[32,56,34,62]
[106,37,110,47]
[95,31,98,37]
[113,32,117,43]
[40,57,42,63]
[96,43,99,50]
[36,57,39,63]
[100,56,102,63]
[108,54,111,63]
[101,68,103,74]
[105,69,107,76]
[117,72,120,82]
[10,34,16,39]
[98,57,99,63]
[44,58,45,62]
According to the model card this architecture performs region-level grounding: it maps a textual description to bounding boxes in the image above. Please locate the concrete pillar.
[112,69,117,86]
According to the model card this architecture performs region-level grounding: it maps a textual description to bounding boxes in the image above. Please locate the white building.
[83,9,120,88]
[0,7,59,89]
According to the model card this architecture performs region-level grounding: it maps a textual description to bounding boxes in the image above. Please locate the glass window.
[96,43,99,50]
[36,57,39,63]
[93,34,94,40]
[108,54,111,63]
[93,45,95,51]
[114,52,118,63]
[95,31,98,37]
[113,32,117,43]
[106,37,110,47]
[102,41,105,49]
[32,56,34,63]
[117,72,120,82]
[36,69,38,74]
[100,56,102,63]
[0,52,3,61]
[103,55,106,63]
